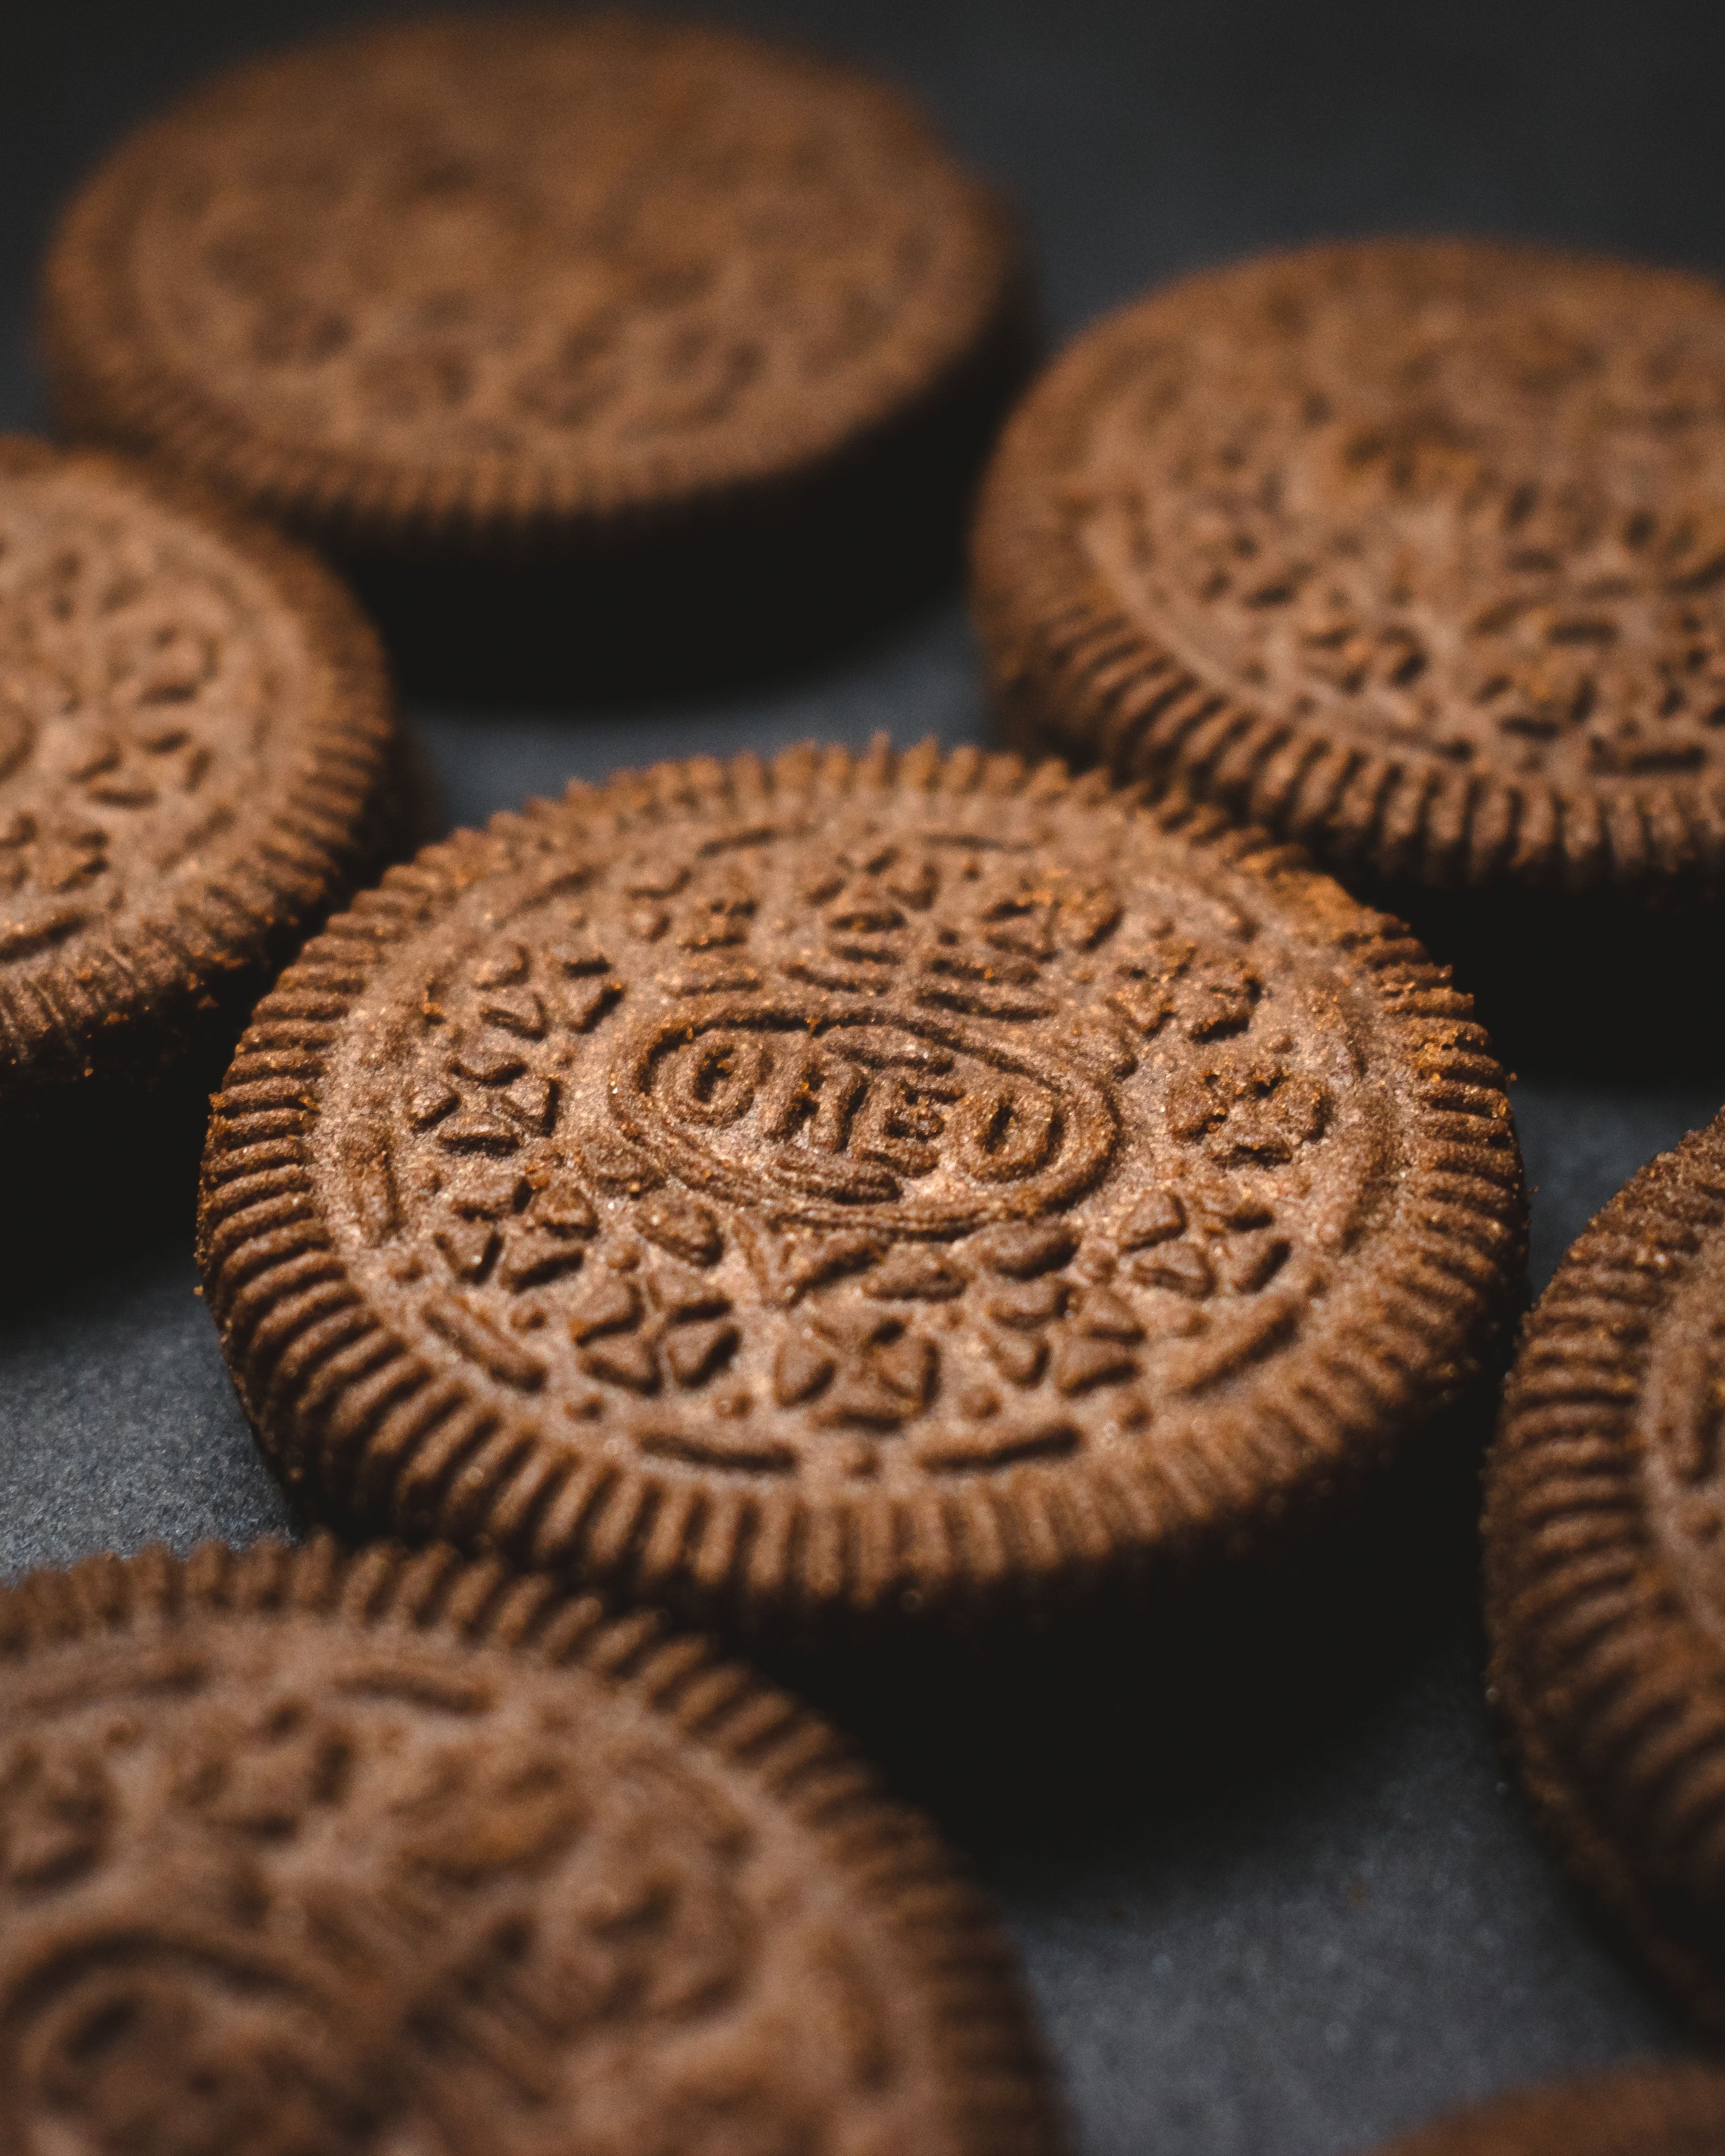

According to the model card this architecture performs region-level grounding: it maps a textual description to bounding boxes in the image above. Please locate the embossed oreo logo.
[610,1000,1119,1232]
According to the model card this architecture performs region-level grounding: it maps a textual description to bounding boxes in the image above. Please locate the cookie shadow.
[0,1066,215,1311]
[343,519,976,710]
[323,302,1037,709]
[1363,883,1725,1085]
[764,1396,1494,1863]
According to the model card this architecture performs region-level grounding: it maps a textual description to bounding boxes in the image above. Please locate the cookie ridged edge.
[970,237,1725,904]
[1369,2061,1725,2155]
[197,741,1524,1633]
[39,12,1029,555]
[0,1530,1065,2156]
[1485,1107,1725,2036]
[0,434,400,1095]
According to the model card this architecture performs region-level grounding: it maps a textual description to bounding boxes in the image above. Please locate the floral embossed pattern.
[0,440,394,1094]
[201,748,1523,1628]
[45,16,1017,518]
[975,240,1725,895]
[0,1540,1054,2155]
[0,459,292,960]
[328,780,1370,1476]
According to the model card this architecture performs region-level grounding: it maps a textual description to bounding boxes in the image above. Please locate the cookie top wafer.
[974,239,1725,902]
[198,743,1523,1635]
[1487,1107,1725,2034]
[1368,2063,1725,2155]
[0,437,396,1098]
[42,11,1024,554]
[0,1535,1059,2154]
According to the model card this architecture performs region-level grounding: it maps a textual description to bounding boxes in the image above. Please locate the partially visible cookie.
[198,743,1523,1640]
[42,13,1030,687]
[973,239,1725,905]
[0,436,401,1102]
[1366,2063,1725,2154]
[0,1534,1061,2154]
[1486,1108,1725,2035]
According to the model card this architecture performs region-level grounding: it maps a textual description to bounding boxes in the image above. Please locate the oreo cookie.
[972,239,1725,1067]
[1487,1106,1725,2034]
[0,436,402,1107]
[0,1534,1060,2153]
[1364,2063,1725,2154]
[198,743,1523,1640]
[42,13,1031,692]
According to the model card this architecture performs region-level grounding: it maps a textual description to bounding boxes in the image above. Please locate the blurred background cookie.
[42,11,1032,696]
[972,239,1725,1072]
[1362,2060,1725,2153]
[0,1534,1062,2155]
[0,434,403,1109]
[1487,1105,1725,2036]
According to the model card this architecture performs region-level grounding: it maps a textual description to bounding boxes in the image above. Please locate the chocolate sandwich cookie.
[0,437,400,1104]
[1365,2062,1725,2155]
[198,744,1523,1639]
[42,13,1030,690]
[1487,1107,1725,2035]
[0,1535,1061,2154]
[972,242,1725,1061]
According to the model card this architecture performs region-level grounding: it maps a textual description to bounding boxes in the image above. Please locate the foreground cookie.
[0,437,398,1101]
[974,239,1725,904]
[1368,2063,1725,2154]
[0,1536,1058,2153]
[1487,1108,1725,2033]
[43,13,1028,682]
[199,745,1523,1635]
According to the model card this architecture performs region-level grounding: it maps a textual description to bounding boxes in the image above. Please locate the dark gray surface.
[5,5,1725,2151]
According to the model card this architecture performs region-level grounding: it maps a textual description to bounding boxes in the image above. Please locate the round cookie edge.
[37,11,1032,557]
[0,433,401,1099]
[0,1529,1066,2156]
[197,742,1527,1635]
[1485,1106,1725,2036]
[969,234,1725,905]
[1367,2059,1725,2155]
